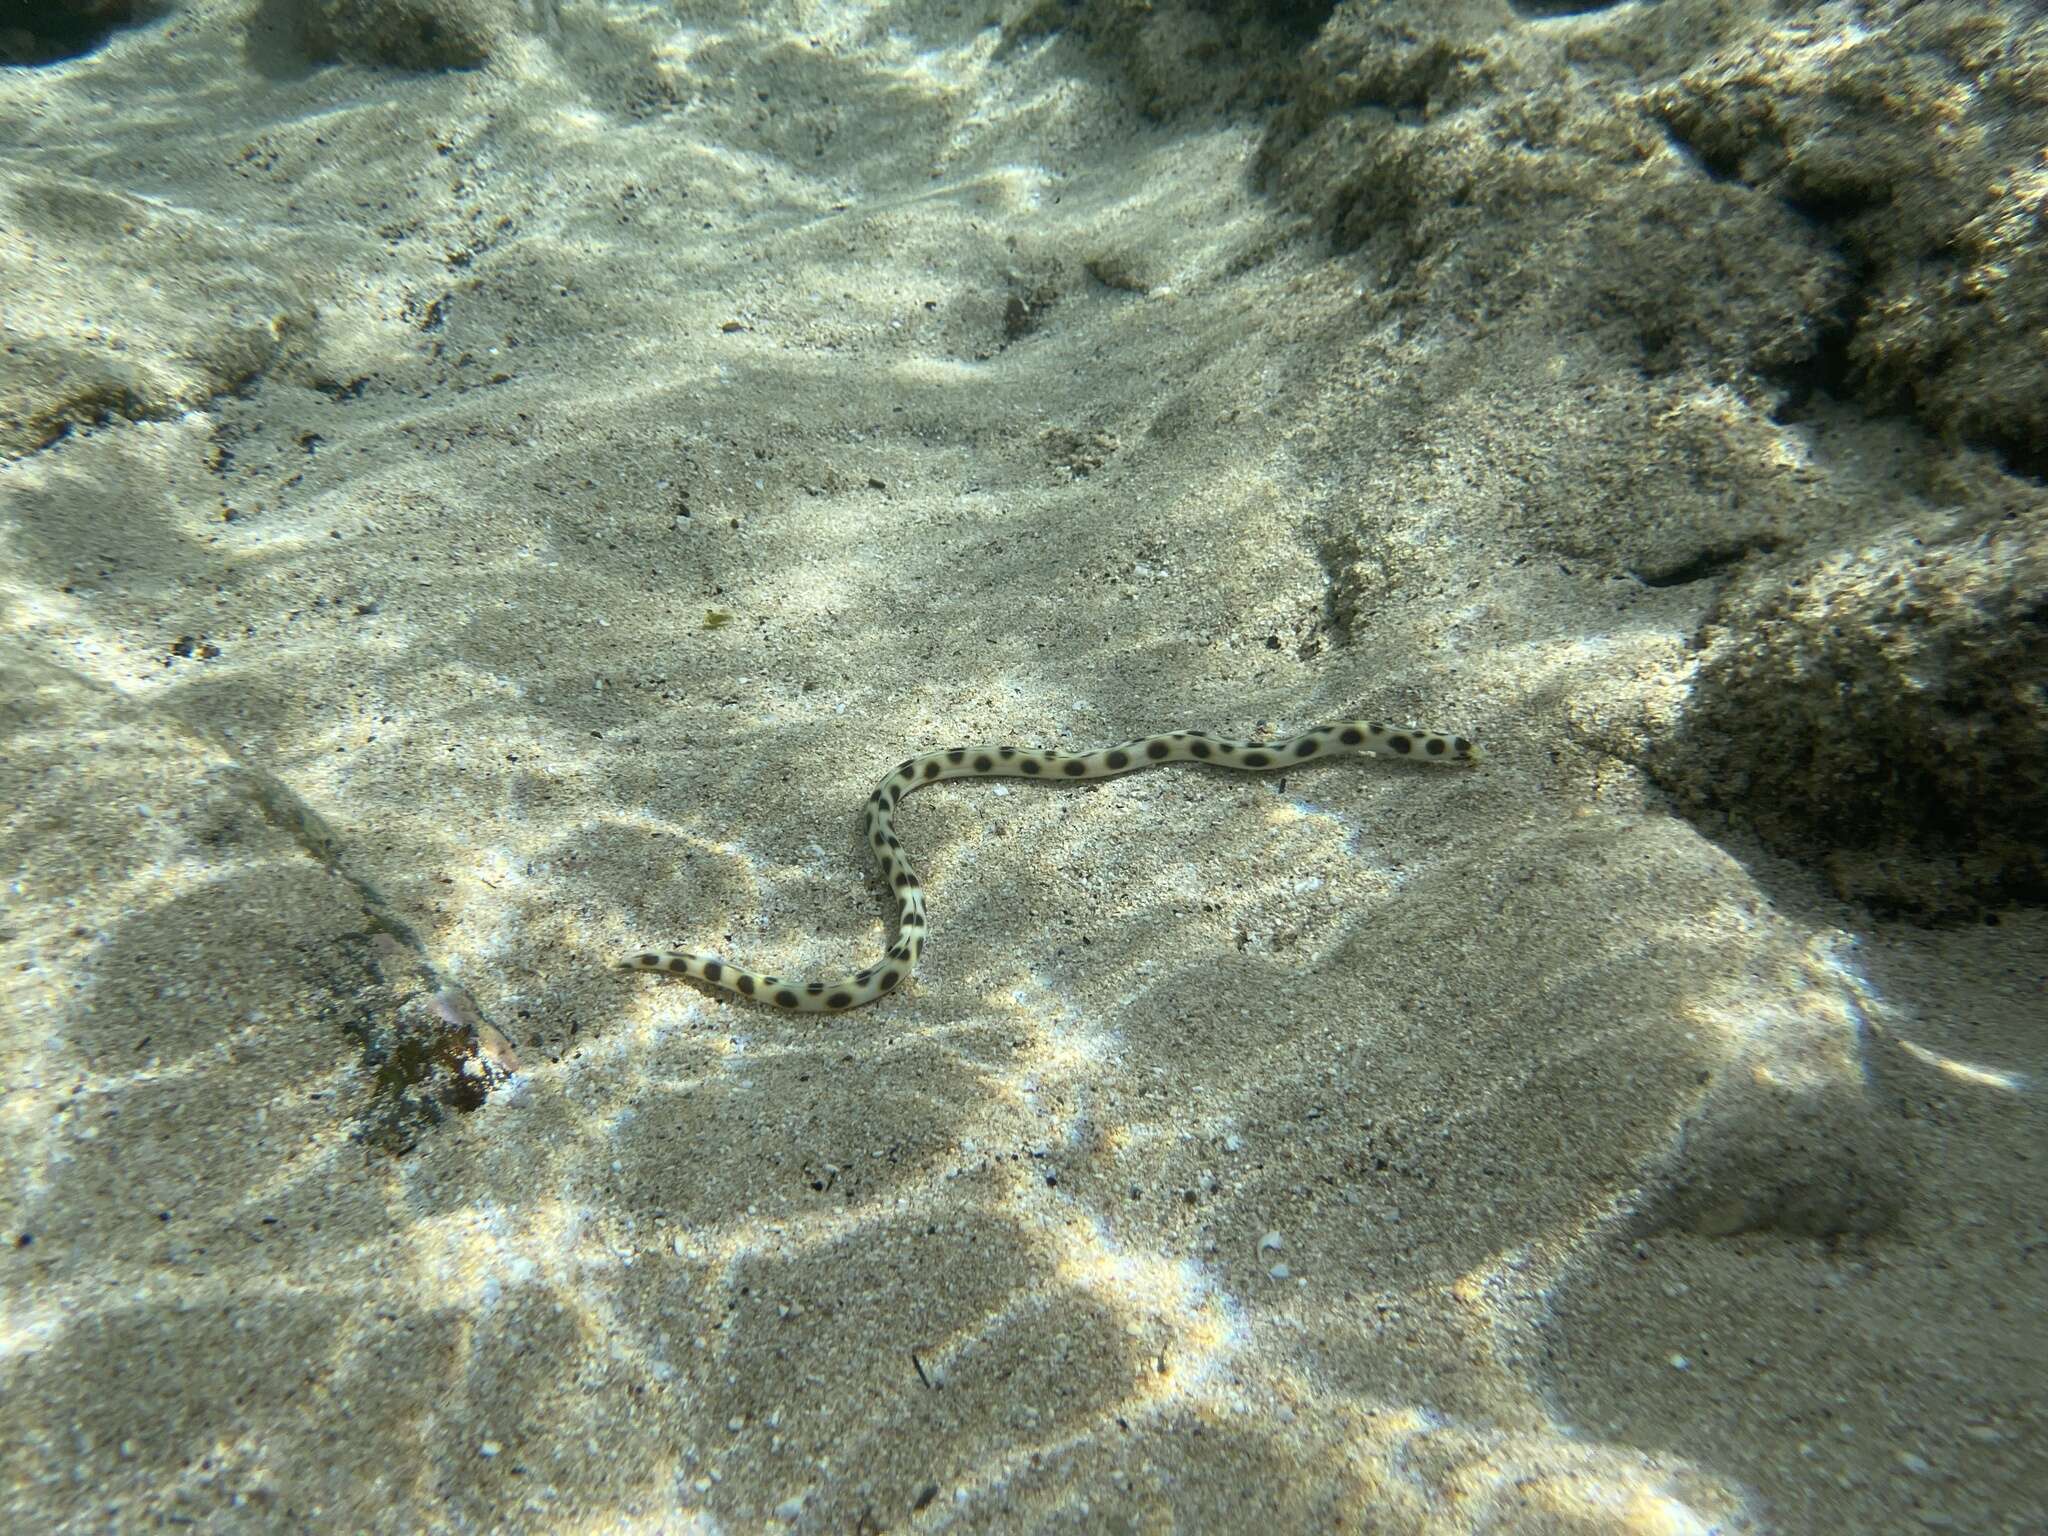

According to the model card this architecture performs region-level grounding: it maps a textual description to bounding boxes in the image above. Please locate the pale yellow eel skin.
[621,720,1480,1011]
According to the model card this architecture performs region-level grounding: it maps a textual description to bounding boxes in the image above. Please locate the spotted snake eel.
[620,719,1480,1011]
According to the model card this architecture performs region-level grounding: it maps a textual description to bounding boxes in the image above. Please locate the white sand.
[2,1,2041,1531]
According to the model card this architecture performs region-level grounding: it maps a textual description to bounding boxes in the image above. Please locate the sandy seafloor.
[2,0,2044,1531]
